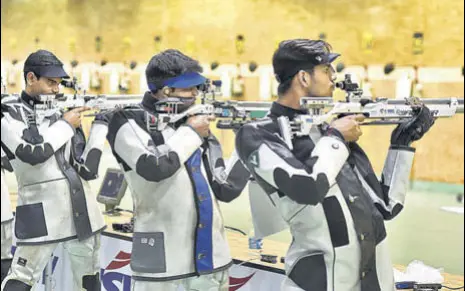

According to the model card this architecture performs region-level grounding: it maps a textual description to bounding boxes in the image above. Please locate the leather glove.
[391,105,436,146]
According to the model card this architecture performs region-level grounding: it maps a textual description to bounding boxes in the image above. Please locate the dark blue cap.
[315,53,341,65]
[24,50,69,79]
[148,72,207,91]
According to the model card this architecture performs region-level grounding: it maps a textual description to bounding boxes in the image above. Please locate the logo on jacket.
[11,246,59,286]
[101,251,132,291]
[229,273,256,291]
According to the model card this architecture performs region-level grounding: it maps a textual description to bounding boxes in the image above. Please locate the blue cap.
[148,72,207,91]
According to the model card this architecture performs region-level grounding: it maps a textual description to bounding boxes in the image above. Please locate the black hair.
[146,49,203,93]
[273,39,333,96]
[24,71,37,83]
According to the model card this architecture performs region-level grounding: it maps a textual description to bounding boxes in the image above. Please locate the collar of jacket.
[21,91,44,108]
[269,102,308,121]
[142,91,192,130]
[141,91,160,113]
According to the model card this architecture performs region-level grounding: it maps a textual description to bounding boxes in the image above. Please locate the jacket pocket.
[288,252,327,291]
[15,203,48,240]
[131,232,167,274]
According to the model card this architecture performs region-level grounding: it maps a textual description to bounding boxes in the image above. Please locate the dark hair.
[146,49,203,93]
[24,71,39,83]
[273,39,333,95]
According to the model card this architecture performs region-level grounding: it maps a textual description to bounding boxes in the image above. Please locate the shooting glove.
[391,105,436,146]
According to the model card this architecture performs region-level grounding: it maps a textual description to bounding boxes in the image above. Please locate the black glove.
[391,105,436,146]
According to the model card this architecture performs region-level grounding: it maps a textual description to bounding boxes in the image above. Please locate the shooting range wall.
[1,0,464,184]
[1,0,464,66]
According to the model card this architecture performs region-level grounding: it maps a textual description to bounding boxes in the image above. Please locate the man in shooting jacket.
[235,39,437,291]
[1,50,107,291]
[106,49,250,291]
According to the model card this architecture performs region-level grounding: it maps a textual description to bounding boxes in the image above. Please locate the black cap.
[24,50,69,79]
[274,52,340,83]
[273,38,341,84]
